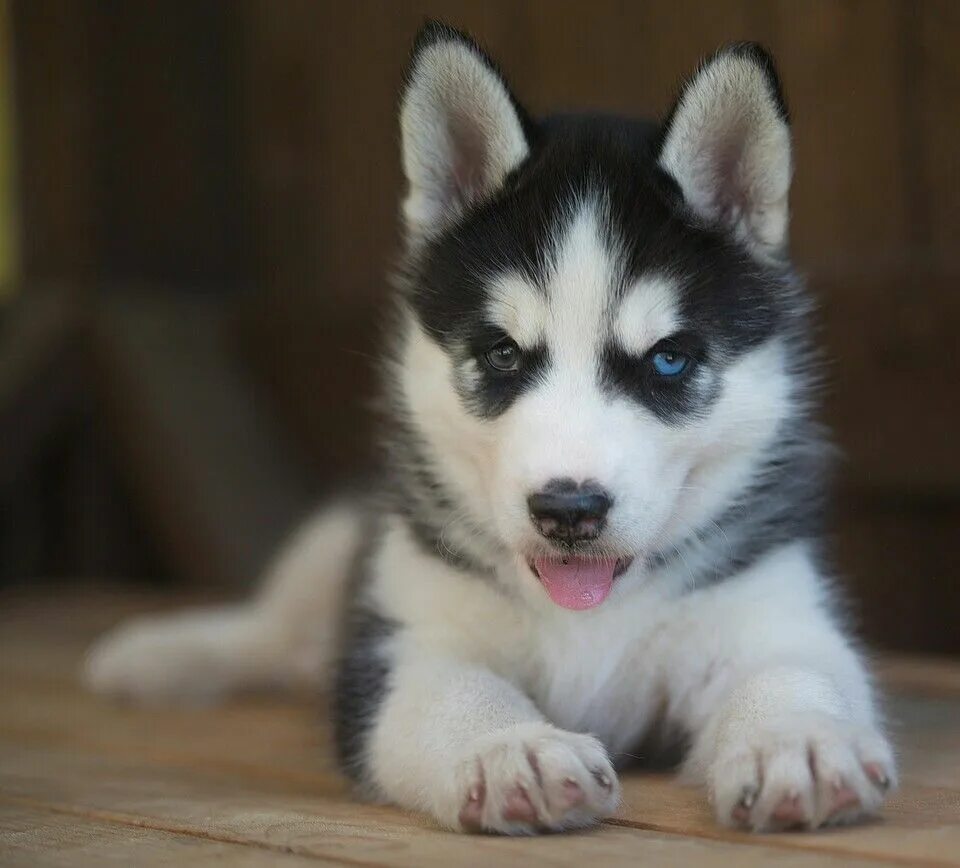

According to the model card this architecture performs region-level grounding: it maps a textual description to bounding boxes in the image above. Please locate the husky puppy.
[86,22,896,834]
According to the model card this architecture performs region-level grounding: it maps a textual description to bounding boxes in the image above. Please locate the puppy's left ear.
[659,43,792,258]
[400,22,530,244]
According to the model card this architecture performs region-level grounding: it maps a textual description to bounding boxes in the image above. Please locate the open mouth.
[528,555,633,611]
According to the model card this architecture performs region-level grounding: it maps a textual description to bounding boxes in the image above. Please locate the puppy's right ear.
[400,22,530,244]
[658,43,792,259]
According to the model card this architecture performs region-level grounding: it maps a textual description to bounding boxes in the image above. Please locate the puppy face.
[396,26,800,609]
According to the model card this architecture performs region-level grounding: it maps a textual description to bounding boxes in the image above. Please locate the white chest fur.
[369,520,708,754]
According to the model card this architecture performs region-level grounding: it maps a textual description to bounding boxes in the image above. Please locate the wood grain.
[0,804,329,868]
[0,752,897,868]
[2,592,960,865]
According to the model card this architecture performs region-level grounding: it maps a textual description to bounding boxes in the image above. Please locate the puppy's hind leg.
[84,503,362,704]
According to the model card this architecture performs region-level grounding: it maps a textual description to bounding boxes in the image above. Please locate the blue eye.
[651,350,690,377]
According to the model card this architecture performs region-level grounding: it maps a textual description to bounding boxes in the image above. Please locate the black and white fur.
[85,24,896,834]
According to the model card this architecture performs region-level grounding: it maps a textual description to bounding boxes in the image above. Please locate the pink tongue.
[533,556,617,610]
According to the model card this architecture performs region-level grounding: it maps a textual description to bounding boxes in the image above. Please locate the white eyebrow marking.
[484,206,680,384]
[613,276,681,355]
[485,272,548,347]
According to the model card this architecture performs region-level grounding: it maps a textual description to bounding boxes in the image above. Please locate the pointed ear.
[400,22,530,243]
[659,43,792,258]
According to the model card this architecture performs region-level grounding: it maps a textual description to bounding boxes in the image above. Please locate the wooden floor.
[2,590,960,866]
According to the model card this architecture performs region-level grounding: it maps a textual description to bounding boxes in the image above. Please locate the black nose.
[527,479,612,543]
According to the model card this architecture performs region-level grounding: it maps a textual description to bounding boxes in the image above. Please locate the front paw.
[708,714,895,832]
[453,723,620,834]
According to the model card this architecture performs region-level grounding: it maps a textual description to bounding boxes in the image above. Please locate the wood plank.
[916,0,960,278]
[2,681,958,865]
[0,289,83,498]
[876,656,960,700]
[10,1,100,284]
[0,803,330,867]
[89,293,316,591]
[762,0,907,280]
[834,501,960,654]
[0,747,895,867]
[93,5,244,287]
[821,278,960,495]
[3,592,960,865]
[615,768,960,866]
[520,0,751,115]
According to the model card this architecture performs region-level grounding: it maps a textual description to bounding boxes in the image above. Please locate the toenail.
[592,768,612,791]
[459,788,484,830]
[864,763,890,790]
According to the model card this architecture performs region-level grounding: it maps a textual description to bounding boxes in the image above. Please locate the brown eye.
[484,339,521,373]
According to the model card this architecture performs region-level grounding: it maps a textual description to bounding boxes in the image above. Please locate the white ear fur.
[400,26,529,243]
[659,45,792,258]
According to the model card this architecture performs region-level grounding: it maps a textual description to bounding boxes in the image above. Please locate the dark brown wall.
[11,1,960,651]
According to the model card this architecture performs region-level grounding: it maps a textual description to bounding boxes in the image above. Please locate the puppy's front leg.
[361,654,620,834]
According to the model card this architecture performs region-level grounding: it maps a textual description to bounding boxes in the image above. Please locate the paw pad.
[502,786,537,823]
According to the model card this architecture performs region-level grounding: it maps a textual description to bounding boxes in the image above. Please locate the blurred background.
[0,1,956,654]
